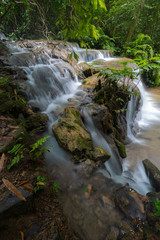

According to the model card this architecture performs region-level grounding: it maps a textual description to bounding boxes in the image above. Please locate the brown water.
[125,86,160,170]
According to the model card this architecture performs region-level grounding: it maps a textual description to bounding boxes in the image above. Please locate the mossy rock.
[25,113,48,131]
[0,41,9,56]
[64,107,84,127]
[52,117,94,160]
[114,138,126,158]
[79,62,97,77]
[92,146,110,162]
[143,159,160,191]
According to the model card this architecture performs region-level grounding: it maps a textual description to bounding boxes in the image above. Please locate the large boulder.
[89,104,113,134]
[114,187,146,221]
[143,159,160,191]
[52,107,94,162]
[52,107,111,164]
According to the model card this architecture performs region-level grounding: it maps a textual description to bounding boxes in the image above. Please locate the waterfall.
[76,49,111,63]
[4,39,153,195]
[82,107,122,176]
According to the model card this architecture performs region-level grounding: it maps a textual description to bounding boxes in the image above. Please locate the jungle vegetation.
[0,0,160,85]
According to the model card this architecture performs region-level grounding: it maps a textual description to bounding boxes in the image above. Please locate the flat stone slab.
[0,187,33,219]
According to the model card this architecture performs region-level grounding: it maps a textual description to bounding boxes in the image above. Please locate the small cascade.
[75,49,112,63]
[3,39,154,195]
[7,43,81,122]
[82,107,152,195]
[126,87,140,143]
[82,107,122,176]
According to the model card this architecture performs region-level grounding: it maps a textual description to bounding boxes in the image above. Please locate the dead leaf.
[20,183,34,192]
[0,153,5,172]
[36,181,45,186]
[8,125,19,129]
[20,231,24,240]
[2,178,26,202]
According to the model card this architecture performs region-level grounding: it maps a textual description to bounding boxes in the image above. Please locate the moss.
[82,79,87,84]
[143,159,160,191]
[114,138,126,158]
[52,115,94,162]
[92,146,110,162]
[0,41,9,56]
[25,113,48,131]
[65,107,84,127]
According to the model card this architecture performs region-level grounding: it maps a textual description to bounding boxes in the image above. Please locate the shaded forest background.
[0,0,160,85]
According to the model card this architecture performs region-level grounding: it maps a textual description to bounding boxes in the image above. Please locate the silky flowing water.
[4,38,160,239]
[125,86,160,170]
[5,40,156,194]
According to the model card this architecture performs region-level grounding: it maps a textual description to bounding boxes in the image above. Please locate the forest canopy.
[0,0,159,53]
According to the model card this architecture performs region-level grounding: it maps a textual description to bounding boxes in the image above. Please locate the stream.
[5,39,157,194]
[3,38,160,239]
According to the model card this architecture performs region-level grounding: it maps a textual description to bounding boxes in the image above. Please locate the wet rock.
[114,138,127,158]
[143,159,160,191]
[0,40,9,56]
[75,159,96,177]
[51,46,69,61]
[93,146,110,162]
[52,108,94,162]
[114,187,145,221]
[79,62,98,77]
[25,112,48,132]
[8,52,36,67]
[89,104,113,134]
[145,192,160,234]
[0,187,33,220]
[105,226,119,240]
[64,107,84,127]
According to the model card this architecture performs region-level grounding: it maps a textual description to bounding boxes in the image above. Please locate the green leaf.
[98,0,107,10]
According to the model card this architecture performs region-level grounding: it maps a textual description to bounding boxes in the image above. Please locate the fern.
[8,143,25,155]
[8,136,51,170]
[8,144,26,170]
[29,136,51,153]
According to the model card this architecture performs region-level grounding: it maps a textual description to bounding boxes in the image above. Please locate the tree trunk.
[125,0,146,45]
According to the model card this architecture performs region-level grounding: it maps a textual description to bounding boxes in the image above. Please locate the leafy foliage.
[125,34,154,60]
[34,175,46,193]
[95,63,138,111]
[56,0,106,45]
[0,76,26,115]
[8,136,51,170]
[53,182,60,194]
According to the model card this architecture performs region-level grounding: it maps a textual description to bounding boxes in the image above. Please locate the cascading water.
[124,74,160,173]
[82,107,122,177]
[4,39,155,195]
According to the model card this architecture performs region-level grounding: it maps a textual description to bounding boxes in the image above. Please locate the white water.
[5,40,157,195]
[82,107,122,176]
